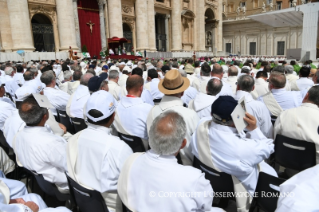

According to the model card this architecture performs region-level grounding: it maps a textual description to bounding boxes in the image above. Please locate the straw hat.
[158,69,190,95]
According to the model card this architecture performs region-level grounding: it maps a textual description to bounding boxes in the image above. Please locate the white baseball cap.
[119,62,126,66]
[123,66,132,73]
[86,90,116,122]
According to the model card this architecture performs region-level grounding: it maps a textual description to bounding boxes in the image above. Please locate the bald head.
[80,73,94,86]
[228,66,238,76]
[23,70,35,81]
[207,78,223,96]
[126,75,144,95]
[212,64,223,76]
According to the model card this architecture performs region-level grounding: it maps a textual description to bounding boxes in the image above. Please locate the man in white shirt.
[251,71,269,99]
[66,70,82,95]
[144,69,164,101]
[191,96,277,197]
[13,65,25,87]
[226,66,238,95]
[26,67,45,93]
[258,71,302,117]
[284,65,298,82]
[147,69,199,165]
[211,64,234,97]
[291,66,314,91]
[15,70,42,99]
[13,96,69,192]
[0,78,16,129]
[67,73,94,119]
[192,63,211,93]
[188,78,221,119]
[118,111,222,212]
[41,70,70,117]
[275,165,319,212]
[108,70,122,101]
[274,85,319,164]
[4,67,19,98]
[114,75,153,150]
[66,90,132,212]
[58,71,72,93]
[118,66,131,87]
[178,69,198,107]
[236,75,273,138]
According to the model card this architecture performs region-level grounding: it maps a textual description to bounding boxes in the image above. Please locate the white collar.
[159,96,183,111]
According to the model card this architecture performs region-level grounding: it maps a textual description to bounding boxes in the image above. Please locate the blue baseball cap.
[211,96,238,123]
[102,65,109,70]
[88,73,108,92]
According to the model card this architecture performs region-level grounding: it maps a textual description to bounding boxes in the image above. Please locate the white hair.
[149,111,186,155]
[63,71,72,80]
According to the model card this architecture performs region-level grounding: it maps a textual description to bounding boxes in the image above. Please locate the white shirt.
[226,76,238,95]
[188,93,217,119]
[147,96,199,165]
[43,87,70,116]
[258,88,302,112]
[0,100,16,130]
[24,79,45,93]
[296,77,314,91]
[118,74,128,87]
[250,78,269,99]
[14,126,68,190]
[108,80,122,101]
[4,75,20,97]
[13,72,25,86]
[69,85,90,119]
[275,164,319,212]
[120,86,154,106]
[181,86,198,107]
[144,78,164,100]
[236,90,273,138]
[125,150,222,212]
[71,124,132,194]
[116,96,153,140]
[192,76,211,93]
[191,121,275,195]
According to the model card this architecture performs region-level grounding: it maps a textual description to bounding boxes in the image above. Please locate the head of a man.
[272,66,285,74]
[132,67,143,77]
[23,70,35,81]
[149,111,187,156]
[108,70,119,83]
[158,69,190,98]
[211,96,238,127]
[256,70,268,81]
[16,65,24,73]
[80,73,94,86]
[284,65,294,75]
[228,66,238,77]
[237,75,255,93]
[206,78,222,96]
[194,61,200,68]
[299,67,311,78]
[126,75,144,97]
[147,69,158,81]
[4,67,16,77]
[63,71,73,82]
[19,96,49,127]
[312,69,319,84]
[268,71,286,90]
[99,80,109,92]
[200,63,211,77]
[86,91,116,127]
[303,86,319,107]
[212,64,224,79]
[88,73,108,93]
[40,70,56,87]
[0,79,5,97]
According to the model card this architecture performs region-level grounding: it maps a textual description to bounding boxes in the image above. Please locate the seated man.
[179,69,198,107]
[290,66,314,91]
[41,70,70,117]
[191,63,212,93]
[108,70,122,101]
[67,90,133,212]
[275,164,319,212]
[250,71,269,99]
[118,111,222,212]
[188,78,221,119]
[0,78,16,129]
[144,69,164,101]
[13,96,69,193]
[147,69,199,165]
[66,70,82,95]
[226,66,238,95]
[258,71,302,117]
[191,96,277,198]
[274,85,319,166]
[114,75,153,150]
[236,75,273,138]
[58,71,73,93]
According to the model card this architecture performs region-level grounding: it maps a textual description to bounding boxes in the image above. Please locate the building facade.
[0,0,223,56]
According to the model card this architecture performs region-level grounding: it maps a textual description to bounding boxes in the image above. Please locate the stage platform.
[107,55,142,60]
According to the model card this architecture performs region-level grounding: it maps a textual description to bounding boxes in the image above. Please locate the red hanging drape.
[78,0,101,58]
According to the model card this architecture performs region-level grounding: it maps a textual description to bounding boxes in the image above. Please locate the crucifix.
[86,20,95,34]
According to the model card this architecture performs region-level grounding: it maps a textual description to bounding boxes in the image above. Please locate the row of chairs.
[56,110,87,135]
[193,134,316,211]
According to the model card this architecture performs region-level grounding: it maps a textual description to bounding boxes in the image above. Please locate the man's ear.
[251,85,255,91]
[180,139,187,150]
[302,92,309,103]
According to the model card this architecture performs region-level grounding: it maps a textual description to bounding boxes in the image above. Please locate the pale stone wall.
[0,0,13,52]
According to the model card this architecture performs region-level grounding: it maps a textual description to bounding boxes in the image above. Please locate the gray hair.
[269,71,286,88]
[308,86,319,106]
[228,66,238,76]
[149,111,186,155]
[72,65,81,72]
[178,69,187,77]
[40,70,55,86]
[172,61,179,68]
[241,67,250,74]
[23,70,34,81]
[207,78,223,96]
[63,71,72,80]
[4,67,14,75]
[30,66,37,73]
[109,70,119,79]
[284,65,294,74]
[80,73,94,86]
[273,66,285,73]
[19,97,48,126]
[99,80,108,90]
[238,75,255,92]
[315,70,319,83]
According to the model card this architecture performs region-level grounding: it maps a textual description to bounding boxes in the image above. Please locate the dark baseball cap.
[88,73,108,92]
[211,96,238,123]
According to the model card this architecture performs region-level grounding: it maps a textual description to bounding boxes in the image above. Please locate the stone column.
[98,2,107,49]
[135,0,149,51]
[165,15,170,52]
[216,3,223,52]
[108,0,123,38]
[171,0,182,51]
[7,0,34,51]
[196,0,205,51]
[0,0,13,52]
[56,0,79,50]
[147,0,156,51]
[299,3,319,61]
[104,2,109,39]
[72,0,81,51]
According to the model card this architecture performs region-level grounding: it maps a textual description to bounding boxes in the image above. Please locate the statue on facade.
[269,1,274,11]
[206,32,212,46]
[292,0,297,6]
[236,6,241,16]
[242,6,246,15]
[262,2,266,12]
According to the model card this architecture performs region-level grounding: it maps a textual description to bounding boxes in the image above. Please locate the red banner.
[78,0,101,58]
